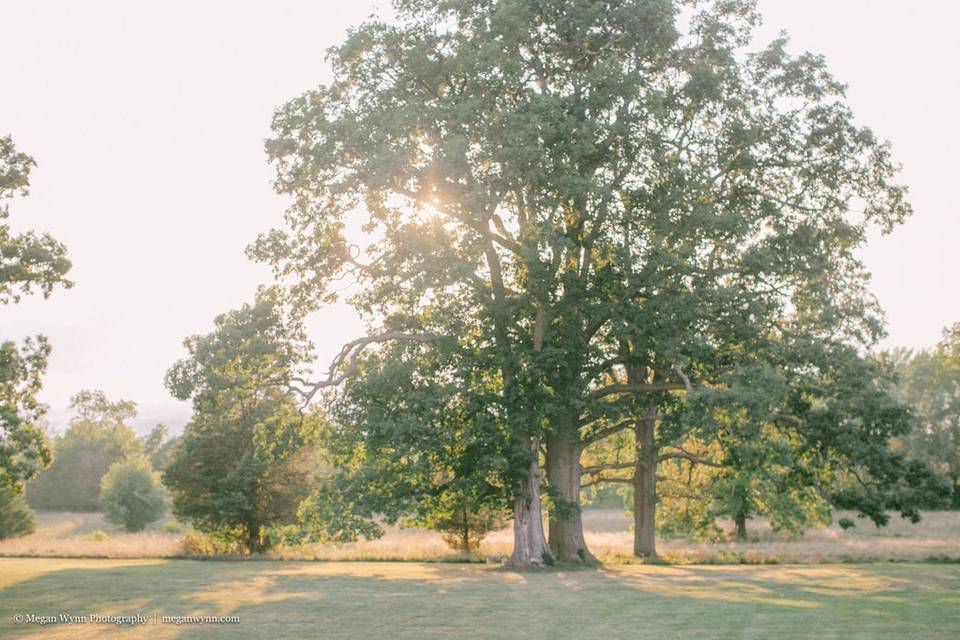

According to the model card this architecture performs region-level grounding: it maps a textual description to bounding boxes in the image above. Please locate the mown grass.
[0,558,958,639]
[3,509,958,564]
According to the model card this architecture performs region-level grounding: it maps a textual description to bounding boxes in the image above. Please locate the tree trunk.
[735,508,748,541]
[462,505,470,554]
[545,428,597,565]
[509,437,551,566]
[633,408,658,558]
[245,523,264,554]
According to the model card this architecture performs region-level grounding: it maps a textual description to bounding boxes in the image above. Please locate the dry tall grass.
[0,512,183,559]
[3,509,958,564]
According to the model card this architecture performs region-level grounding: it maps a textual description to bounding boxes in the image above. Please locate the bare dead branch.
[299,332,440,407]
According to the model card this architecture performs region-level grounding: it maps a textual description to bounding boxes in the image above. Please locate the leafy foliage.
[0,135,72,303]
[1,136,71,492]
[0,483,36,539]
[888,325,960,507]
[163,291,320,553]
[410,493,509,554]
[99,457,167,532]
[0,337,52,491]
[251,0,932,560]
[26,391,141,511]
[296,343,511,550]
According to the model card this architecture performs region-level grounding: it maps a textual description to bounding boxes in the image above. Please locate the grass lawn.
[1,559,958,639]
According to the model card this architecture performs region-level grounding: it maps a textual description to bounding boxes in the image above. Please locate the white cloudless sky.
[2,1,958,434]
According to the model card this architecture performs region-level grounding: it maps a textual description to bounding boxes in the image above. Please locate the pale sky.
[2,1,958,434]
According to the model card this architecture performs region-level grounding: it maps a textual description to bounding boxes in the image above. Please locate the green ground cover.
[1,558,958,639]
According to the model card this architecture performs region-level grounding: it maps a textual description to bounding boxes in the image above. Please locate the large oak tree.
[254,0,916,564]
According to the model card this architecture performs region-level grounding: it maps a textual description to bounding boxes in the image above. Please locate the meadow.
[1,558,958,639]
[2,509,959,565]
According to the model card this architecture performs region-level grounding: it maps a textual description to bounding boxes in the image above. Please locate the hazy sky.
[3,1,958,434]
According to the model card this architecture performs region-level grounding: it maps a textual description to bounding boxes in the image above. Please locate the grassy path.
[1,558,958,639]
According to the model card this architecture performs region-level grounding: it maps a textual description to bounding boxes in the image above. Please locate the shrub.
[408,493,509,555]
[163,521,186,534]
[0,486,37,539]
[88,530,108,541]
[178,532,245,558]
[99,457,166,532]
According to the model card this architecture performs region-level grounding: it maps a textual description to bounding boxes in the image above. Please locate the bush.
[163,521,186,534]
[178,532,245,558]
[407,493,509,555]
[99,457,166,532]
[0,486,36,539]
[88,529,108,541]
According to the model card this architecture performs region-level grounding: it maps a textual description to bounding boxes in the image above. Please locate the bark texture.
[509,438,551,566]
[545,428,597,565]
[633,407,658,558]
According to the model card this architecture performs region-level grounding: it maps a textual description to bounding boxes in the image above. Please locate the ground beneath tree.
[1,558,957,639]
[3,510,959,564]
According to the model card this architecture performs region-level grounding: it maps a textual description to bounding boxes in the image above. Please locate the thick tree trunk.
[545,429,597,565]
[633,408,658,558]
[509,438,551,566]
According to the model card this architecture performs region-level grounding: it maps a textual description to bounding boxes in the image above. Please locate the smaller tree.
[410,490,509,555]
[163,291,320,553]
[889,325,960,507]
[26,390,140,511]
[100,457,166,532]
[141,424,180,472]
[0,484,36,539]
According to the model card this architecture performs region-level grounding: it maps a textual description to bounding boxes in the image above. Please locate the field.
[2,512,959,637]
[2,509,959,564]
[1,558,959,639]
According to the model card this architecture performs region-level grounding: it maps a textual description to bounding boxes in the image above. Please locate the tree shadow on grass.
[0,559,958,640]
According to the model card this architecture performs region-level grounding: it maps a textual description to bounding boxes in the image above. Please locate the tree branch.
[582,419,633,445]
[589,381,685,400]
[581,461,636,475]
[298,332,440,407]
[581,476,633,488]
[658,448,725,468]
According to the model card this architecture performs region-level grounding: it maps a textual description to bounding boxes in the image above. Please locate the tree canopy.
[163,291,321,553]
[887,324,960,508]
[0,136,72,491]
[250,0,931,564]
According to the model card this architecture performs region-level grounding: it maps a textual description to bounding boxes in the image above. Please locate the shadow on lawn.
[0,560,958,639]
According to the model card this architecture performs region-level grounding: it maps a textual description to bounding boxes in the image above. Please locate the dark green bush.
[0,486,36,539]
